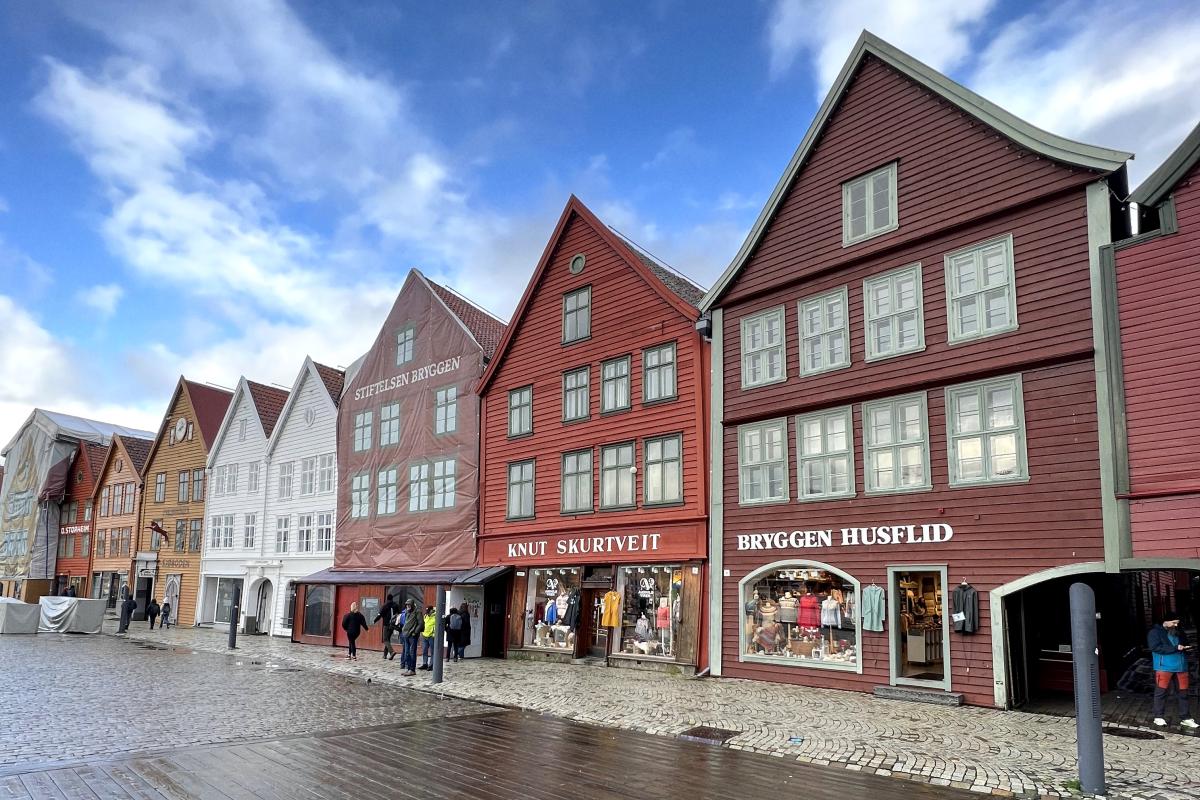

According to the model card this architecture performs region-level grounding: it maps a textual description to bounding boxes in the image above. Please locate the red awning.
[38,455,72,502]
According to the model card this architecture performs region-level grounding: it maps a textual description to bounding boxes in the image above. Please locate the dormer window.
[842,162,897,245]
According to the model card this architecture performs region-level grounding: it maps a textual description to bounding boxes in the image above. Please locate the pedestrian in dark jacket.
[445,608,462,662]
[375,594,398,661]
[341,602,368,661]
[456,602,472,661]
[1148,611,1197,729]
[117,594,137,633]
[147,599,161,629]
[161,600,172,629]
[400,599,421,675]
[67,586,77,597]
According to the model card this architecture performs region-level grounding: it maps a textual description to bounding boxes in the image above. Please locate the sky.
[1,0,1198,456]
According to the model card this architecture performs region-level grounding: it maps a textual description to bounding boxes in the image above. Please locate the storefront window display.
[304,585,333,637]
[741,564,860,670]
[614,565,682,658]
[524,567,581,650]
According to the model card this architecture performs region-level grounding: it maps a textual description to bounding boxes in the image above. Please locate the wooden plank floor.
[3,711,976,799]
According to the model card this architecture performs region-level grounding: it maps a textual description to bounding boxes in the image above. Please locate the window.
[300,457,317,496]
[740,307,786,388]
[123,483,135,515]
[396,325,415,365]
[178,471,189,503]
[407,464,429,512]
[150,520,162,551]
[213,465,226,497]
[95,531,106,558]
[843,162,897,245]
[247,462,260,493]
[741,563,861,671]
[81,533,90,555]
[222,515,234,549]
[58,534,74,558]
[99,487,109,517]
[863,393,930,493]
[297,514,314,553]
[192,469,204,502]
[378,467,398,515]
[276,462,294,500]
[111,484,123,517]
[508,386,532,436]
[238,418,248,442]
[154,473,165,503]
[523,568,582,649]
[224,464,238,496]
[601,356,631,413]
[432,459,456,509]
[190,519,202,552]
[739,419,789,504]
[174,520,186,552]
[561,450,592,513]
[644,435,683,505]
[643,343,677,402]
[798,288,850,374]
[318,455,334,493]
[243,513,257,549]
[62,501,78,525]
[563,286,591,343]
[118,528,130,556]
[946,375,1028,485]
[83,500,92,522]
[275,517,290,554]
[435,387,457,434]
[600,442,635,509]
[945,234,1017,343]
[507,460,535,519]
[563,368,589,421]
[797,407,855,500]
[864,264,924,360]
[209,516,222,549]
[316,512,333,552]
[380,403,400,446]
[351,474,370,519]
[303,585,333,638]
[353,411,373,452]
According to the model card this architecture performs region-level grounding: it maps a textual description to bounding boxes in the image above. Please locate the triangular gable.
[476,194,703,394]
[422,273,508,360]
[93,433,150,500]
[1130,121,1200,208]
[265,357,340,459]
[247,381,289,438]
[141,377,233,477]
[699,29,1133,311]
[206,377,277,469]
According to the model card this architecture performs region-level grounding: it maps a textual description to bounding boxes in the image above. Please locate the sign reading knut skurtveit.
[736,523,954,551]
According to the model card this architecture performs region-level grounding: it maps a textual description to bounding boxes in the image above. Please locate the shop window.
[508,386,533,436]
[796,407,855,500]
[563,286,591,343]
[740,306,786,388]
[601,356,631,413]
[615,565,683,659]
[741,563,861,670]
[435,386,457,434]
[862,392,930,494]
[738,419,789,504]
[215,577,240,624]
[304,585,333,637]
[864,264,924,360]
[284,582,297,629]
[563,367,589,422]
[798,287,849,374]
[842,161,897,245]
[946,374,1028,485]
[525,568,581,649]
[643,343,677,402]
[945,234,1017,343]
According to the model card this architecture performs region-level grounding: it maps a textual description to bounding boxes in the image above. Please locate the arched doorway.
[256,580,273,635]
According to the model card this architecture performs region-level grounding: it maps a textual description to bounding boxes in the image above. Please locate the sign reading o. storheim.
[736,523,954,551]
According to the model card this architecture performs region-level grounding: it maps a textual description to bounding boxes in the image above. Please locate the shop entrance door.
[887,566,951,691]
[334,586,358,648]
[482,574,509,658]
[580,588,609,658]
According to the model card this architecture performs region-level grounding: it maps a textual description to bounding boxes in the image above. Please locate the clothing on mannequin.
[799,593,820,628]
[601,590,621,628]
[820,595,842,627]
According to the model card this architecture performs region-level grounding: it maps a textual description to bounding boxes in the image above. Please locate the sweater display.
[742,566,860,667]
[777,594,799,624]
[950,583,978,634]
[798,594,820,628]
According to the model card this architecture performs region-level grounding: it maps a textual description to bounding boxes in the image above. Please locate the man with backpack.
[400,599,421,676]
[446,607,464,662]
[374,594,399,661]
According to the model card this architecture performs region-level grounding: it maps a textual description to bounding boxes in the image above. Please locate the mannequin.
[799,591,820,629]
[778,591,799,638]
[753,620,781,653]
[656,597,672,654]
[760,596,780,627]
[535,620,550,647]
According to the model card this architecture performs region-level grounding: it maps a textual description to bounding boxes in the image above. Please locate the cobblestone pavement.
[107,621,1200,800]
[0,632,486,773]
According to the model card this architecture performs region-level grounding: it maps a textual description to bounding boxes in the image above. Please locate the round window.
[569,253,586,274]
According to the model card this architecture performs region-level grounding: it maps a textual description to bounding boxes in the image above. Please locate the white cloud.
[642,127,707,170]
[75,283,125,318]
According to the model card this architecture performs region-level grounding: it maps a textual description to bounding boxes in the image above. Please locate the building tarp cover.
[38,596,105,633]
[0,427,71,581]
[0,597,39,634]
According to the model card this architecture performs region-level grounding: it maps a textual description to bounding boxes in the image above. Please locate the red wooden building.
[293,269,508,656]
[52,441,109,596]
[476,196,710,673]
[1110,121,1200,623]
[699,33,1137,707]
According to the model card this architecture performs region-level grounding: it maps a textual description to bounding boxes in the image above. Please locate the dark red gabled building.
[477,196,710,673]
[53,441,109,596]
[700,32,1137,707]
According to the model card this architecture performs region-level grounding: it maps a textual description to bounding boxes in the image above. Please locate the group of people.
[115,591,171,633]
[339,595,473,676]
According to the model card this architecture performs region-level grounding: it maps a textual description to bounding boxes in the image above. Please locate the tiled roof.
[120,435,154,474]
[83,442,110,484]
[246,381,290,438]
[314,363,346,406]
[427,279,508,360]
[614,233,706,308]
[183,380,234,449]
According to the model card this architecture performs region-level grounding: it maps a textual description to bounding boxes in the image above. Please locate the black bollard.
[1069,582,1105,795]
[228,585,241,650]
[432,585,446,684]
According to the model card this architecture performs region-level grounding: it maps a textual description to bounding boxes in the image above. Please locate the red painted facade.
[53,441,108,595]
[477,197,710,668]
[709,53,1122,706]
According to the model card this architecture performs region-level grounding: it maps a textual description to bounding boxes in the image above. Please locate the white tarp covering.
[38,596,105,633]
[0,597,39,634]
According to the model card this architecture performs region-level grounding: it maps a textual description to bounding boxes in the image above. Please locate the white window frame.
[600,442,636,510]
[224,463,238,496]
[563,286,591,343]
[796,407,856,501]
[377,467,398,515]
[643,343,678,402]
[316,512,333,552]
[561,449,593,513]
[274,516,290,554]
[351,474,370,519]
[600,356,632,413]
[209,516,222,550]
[435,386,457,434]
[862,392,931,494]
[353,411,373,452]
[644,434,683,505]
[379,403,400,447]
[212,465,226,498]
[738,419,789,505]
[864,263,925,361]
[243,513,257,549]
[432,458,456,509]
[221,515,234,549]
[297,513,314,554]
[318,454,334,493]
[842,161,898,245]
[945,374,1029,486]
[507,460,535,520]
[508,386,533,436]
[278,462,294,500]
[562,367,589,422]
[409,463,431,512]
[300,457,317,496]
[247,462,260,494]
[740,306,787,389]
[797,287,850,375]
[238,419,248,442]
[945,233,1018,344]
[396,325,415,366]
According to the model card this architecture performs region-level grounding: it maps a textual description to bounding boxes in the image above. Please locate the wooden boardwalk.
[0,711,976,799]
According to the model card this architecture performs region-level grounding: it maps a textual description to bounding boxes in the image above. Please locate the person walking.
[445,607,462,662]
[161,599,172,630]
[1149,611,1198,729]
[117,593,137,633]
[419,605,437,670]
[375,594,399,661]
[146,599,161,630]
[400,599,421,676]
[341,601,368,661]
[456,602,472,662]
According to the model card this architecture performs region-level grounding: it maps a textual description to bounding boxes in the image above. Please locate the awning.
[453,565,510,585]
[38,455,73,502]
[298,565,511,586]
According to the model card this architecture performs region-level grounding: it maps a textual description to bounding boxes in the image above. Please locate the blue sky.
[1,0,1198,451]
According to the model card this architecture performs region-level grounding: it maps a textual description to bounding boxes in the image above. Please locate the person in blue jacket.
[1148,610,1197,729]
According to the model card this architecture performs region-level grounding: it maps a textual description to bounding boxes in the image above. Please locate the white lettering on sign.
[506,533,662,560]
[735,523,954,551]
[354,356,463,401]
[61,524,91,535]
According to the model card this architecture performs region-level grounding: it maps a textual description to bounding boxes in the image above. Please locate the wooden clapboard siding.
[90,436,150,588]
[53,442,105,589]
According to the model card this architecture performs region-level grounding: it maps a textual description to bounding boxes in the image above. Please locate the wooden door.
[580,588,609,658]
[334,586,359,648]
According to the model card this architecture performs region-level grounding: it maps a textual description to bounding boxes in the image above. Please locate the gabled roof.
[477,195,704,394]
[314,362,345,405]
[612,231,706,307]
[416,270,508,360]
[246,380,289,438]
[120,435,153,474]
[82,441,110,484]
[265,357,341,459]
[141,377,233,476]
[1130,121,1200,208]
[206,376,283,468]
[699,30,1134,311]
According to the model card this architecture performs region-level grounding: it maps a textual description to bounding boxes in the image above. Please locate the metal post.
[1069,582,1105,795]
[228,585,241,650]
[432,585,446,684]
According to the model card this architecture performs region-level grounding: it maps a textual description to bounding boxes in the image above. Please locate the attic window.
[569,253,586,274]
[843,162,898,245]
[117,458,125,472]
[239,419,248,442]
